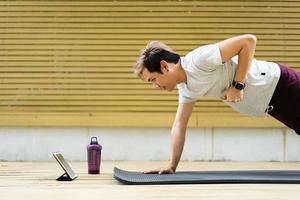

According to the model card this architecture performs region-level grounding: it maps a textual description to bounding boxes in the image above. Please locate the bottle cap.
[90,137,98,145]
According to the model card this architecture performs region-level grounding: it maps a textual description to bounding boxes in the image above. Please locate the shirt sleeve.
[189,43,223,71]
[178,94,197,104]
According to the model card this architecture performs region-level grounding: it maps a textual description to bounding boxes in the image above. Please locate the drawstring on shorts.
[264,105,274,118]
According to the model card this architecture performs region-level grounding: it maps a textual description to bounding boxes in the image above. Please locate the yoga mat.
[114,167,300,185]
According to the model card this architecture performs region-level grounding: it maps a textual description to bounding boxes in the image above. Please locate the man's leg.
[268,64,300,135]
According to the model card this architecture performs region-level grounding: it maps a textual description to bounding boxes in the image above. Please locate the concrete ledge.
[0,127,299,161]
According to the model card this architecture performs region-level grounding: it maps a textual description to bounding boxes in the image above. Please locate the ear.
[160,60,169,73]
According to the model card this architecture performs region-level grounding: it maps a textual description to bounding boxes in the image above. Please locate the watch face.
[236,83,244,90]
[233,81,245,90]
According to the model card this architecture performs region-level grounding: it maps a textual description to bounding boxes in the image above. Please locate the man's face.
[141,61,178,92]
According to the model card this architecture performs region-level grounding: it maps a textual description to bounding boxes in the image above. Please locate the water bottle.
[87,137,102,174]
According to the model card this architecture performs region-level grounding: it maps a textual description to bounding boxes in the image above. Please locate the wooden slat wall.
[0,0,298,127]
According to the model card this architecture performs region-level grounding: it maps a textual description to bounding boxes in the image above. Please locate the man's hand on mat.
[143,165,175,174]
[222,87,244,103]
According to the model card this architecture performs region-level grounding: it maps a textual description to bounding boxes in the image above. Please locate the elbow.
[245,34,257,45]
[239,34,256,52]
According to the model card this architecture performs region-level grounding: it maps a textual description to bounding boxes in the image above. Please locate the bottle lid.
[90,137,98,145]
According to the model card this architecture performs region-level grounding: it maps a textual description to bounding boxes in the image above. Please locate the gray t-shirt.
[177,43,281,117]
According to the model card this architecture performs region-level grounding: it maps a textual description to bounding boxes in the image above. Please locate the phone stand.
[56,172,73,181]
[53,152,77,181]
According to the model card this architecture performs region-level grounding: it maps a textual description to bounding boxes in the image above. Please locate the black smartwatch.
[232,80,246,90]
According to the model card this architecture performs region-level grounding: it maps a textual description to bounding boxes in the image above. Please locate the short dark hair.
[143,49,180,74]
[134,41,180,77]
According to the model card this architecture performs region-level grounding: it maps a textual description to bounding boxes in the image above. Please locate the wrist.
[232,80,246,90]
[168,162,177,171]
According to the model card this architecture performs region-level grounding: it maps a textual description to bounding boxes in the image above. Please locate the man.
[133,34,300,174]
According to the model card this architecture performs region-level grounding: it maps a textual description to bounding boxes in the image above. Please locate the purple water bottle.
[87,137,102,174]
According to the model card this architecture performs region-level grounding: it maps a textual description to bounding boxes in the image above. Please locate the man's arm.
[218,34,256,83]
[168,101,195,172]
[143,101,195,174]
[218,34,256,102]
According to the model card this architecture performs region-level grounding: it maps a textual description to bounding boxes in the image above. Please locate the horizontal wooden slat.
[0,114,283,128]
[0,67,134,72]
[2,39,300,46]
[0,22,300,28]
[0,52,300,60]
[1,47,300,54]
[0,90,171,95]
[0,19,299,27]
[1,7,300,14]
[0,107,234,113]
[1,17,300,24]
[0,34,299,39]
[0,1,299,7]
